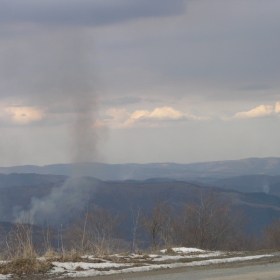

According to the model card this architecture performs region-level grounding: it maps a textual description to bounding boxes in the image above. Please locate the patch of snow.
[153,252,223,262]
[148,254,158,258]
[52,261,131,271]
[0,261,11,279]
[160,247,205,254]
[0,275,11,280]
[50,254,272,278]
[0,249,273,279]
[81,256,106,261]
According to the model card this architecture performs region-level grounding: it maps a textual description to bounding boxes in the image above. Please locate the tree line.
[1,189,280,257]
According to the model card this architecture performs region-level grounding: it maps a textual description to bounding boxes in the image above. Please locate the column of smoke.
[262,178,270,194]
[14,28,103,225]
[263,184,270,194]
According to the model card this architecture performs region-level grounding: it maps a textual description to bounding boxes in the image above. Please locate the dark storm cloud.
[0,0,185,27]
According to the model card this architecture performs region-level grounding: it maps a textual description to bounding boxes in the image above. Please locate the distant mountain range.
[0,175,280,238]
[204,175,280,195]
[1,157,280,181]
[1,157,280,241]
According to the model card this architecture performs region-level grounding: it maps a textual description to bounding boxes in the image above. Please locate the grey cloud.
[90,0,280,105]
[238,85,271,91]
[0,28,95,105]
[1,0,280,167]
[104,96,142,106]
[0,0,185,27]
[0,26,105,164]
[103,96,164,106]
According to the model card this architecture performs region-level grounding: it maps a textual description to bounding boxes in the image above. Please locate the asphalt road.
[75,259,280,280]
[119,262,280,280]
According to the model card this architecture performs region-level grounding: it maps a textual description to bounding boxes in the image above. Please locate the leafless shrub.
[226,232,262,251]
[40,223,59,258]
[0,258,52,276]
[65,206,125,255]
[0,225,6,259]
[263,219,280,250]
[172,190,245,250]
[130,204,141,253]
[0,222,53,276]
[4,223,37,260]
[59,248,81,262]
[140,198,174,249]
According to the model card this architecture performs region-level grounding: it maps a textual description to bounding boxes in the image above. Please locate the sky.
[0,0,280,166]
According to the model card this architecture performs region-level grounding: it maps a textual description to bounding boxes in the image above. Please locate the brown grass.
[0,258,52,276]
[0,222,54,276]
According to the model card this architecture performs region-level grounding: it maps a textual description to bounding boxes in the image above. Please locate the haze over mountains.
[2,157,280,198]
[1,157,280,181]
[1,157,280,242]
[1,174,280,236]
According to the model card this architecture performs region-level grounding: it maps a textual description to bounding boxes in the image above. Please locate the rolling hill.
[0,174,279,239]
[1,157,280,181]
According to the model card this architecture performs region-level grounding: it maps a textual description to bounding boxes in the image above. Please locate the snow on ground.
[50,254,273,278]
[52,261,131,271]
[152,251,223,262]
[160,247,205,253]
[0,247,274,279]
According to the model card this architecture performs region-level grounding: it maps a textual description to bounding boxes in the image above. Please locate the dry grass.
[59,249,82,262]
[164,247,177,255]
[0,258,52,276]
[4,223,37,260]
[0,223,54,276]
[43,249,60,259]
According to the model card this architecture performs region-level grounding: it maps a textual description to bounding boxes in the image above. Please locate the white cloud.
[233,105,274,119]
[105,108,131,122]
[105,106,203,128]
[275,102,280,114]
[1,106,45,125]
[146,107,185,120]
[130,110,150,120]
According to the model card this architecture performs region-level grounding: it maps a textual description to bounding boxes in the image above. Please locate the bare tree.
[4,223,36,259]
[66,206,125,255]
[263,219,280,250]
[173,189,244,250]
[130,204,141,253]
[226,232,261,251]
[140,198,173,249]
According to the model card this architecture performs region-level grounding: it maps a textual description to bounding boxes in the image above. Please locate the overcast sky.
[0,0,280,166]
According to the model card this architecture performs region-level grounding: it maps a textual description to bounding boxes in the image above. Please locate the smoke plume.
[263,184,270,194]
[14,177,98,225]
[11,27,105,224]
